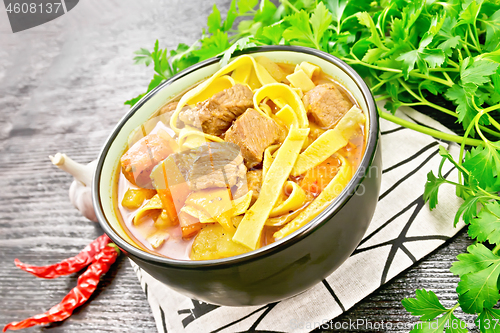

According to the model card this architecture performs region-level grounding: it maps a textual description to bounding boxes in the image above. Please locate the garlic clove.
[69,180,97,222]
[50,153,98,222]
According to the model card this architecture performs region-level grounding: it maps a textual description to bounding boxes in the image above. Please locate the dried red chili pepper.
[3,244,119,332]
[14,234,110,279]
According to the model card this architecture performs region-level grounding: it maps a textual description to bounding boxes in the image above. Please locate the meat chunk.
[179,84,253,136]
[159,101,178,115]
[170,142,247,191]
[121,132,176,188]
[225,108,284,168]
[303,84,353,128]
[246,169,262,204]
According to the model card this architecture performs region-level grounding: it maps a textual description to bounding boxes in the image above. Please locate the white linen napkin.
[130,106,464,333]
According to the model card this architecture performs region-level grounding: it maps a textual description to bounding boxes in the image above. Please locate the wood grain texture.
[0,1,476,332]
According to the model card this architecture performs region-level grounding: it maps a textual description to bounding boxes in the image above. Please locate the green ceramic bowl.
[94,46,381,306]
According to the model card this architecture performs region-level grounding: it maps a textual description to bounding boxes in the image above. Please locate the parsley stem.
[483,104,500,114]
[428,67,460,73]
[479,123,500,138]
[409,72,453,87]
[446,59,460,69]
[345,54,451,87]
[493,244,500,255]
[458,113,480,185]
[425,102,457,118]
[378,109,482,146]
[469,24,481,53]
[280,0,299,13]
[343,58,401,73]
[442,72,453,85]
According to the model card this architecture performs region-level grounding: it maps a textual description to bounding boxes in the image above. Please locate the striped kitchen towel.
[131,106,464,333]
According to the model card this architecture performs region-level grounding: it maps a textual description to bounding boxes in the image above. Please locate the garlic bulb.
[49,153,98,222]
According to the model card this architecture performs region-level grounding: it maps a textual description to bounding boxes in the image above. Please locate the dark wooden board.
[0,1,477,332]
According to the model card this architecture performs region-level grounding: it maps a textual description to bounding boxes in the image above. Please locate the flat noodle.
[187,75,235,105]
[178,125,223,150]
[253,83,309,128]
[274,155,352,240]
[231,64,252,83]
[180,191,254,224]
[269,181,307,217]
[291,106,365,176]
[291,128,348,176]
[232,126,309,250]
[298,61,320,78]
[133,194,163,225]
[171,55,277,135]
[255,56,287,82]
[262,144,279,181]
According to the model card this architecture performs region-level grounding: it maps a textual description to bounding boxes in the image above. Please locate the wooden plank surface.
[0,1,476,332]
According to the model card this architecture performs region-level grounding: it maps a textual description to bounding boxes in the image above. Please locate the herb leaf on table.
[125,0,500,327]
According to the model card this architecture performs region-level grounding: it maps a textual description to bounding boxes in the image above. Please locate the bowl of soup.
[94,46,381,306]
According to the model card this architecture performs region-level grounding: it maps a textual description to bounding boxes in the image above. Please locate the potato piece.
[191,224,250,260]
[147,232,170,249]
[121,188,156,210]
[155,210,175,228]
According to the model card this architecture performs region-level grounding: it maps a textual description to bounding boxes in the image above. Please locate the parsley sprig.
[126,0,500,330]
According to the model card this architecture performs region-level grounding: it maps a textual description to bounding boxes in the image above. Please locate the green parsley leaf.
[390,17,406,42]
[219,36,256,67]
[253,0,277,24]
[424,170,448,210]
[445,84,479,132]
[321,0,347,29]
[283,10,317,48]
[469,201,500,244]
[192,31,231,61]
[482,9,500,46]
[402,289,448,321]
[397,34,445,79]
[207,4,222,34]
[124,93,145,107]
[223,0,238,31]
[454,194,482,227]
[356,11,386,51]
[310,2,333,48]
[133,48,153,66]
[409,312,467,333]
[458,0,483,26]
[237,0,258,14]
[462,145,496,188]
[146,74,165,93]
[362,48,386,64]
[259,22,286,44]
[453,244,500,314]
[476,307,500,333]
[461,58,499,87]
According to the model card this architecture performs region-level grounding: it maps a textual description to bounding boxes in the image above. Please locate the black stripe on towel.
[383,142,439,174]
[381,126,406,135]
[322,280,346,312]
[378,149,439,201]
[211,303,281,333]
[160,306,168,333]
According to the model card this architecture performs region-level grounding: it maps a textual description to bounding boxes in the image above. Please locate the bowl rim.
[93,45,379,269]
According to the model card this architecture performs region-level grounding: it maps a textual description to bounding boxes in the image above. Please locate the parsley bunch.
[126,0,500,331]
